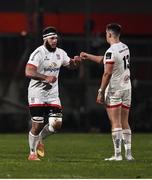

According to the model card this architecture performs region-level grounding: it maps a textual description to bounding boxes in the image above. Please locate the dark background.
[0,0,152,133]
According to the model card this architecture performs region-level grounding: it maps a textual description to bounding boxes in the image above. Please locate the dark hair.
[106,23,121,36]
[42,26,57,37]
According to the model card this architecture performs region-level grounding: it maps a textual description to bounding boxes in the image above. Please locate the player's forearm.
[99,72,112,93]
[80,52,103,63]
[25,64,48,81]
[67,57,81,69]
[25,69,47,81]
[87,54,103,64]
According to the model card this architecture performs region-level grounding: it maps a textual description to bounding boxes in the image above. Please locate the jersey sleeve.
[27,50,41,68]
[61,50,71,66]
[104,50,115,64]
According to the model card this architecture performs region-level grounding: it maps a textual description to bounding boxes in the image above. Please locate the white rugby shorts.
[28,97,61,108]
[105,89,131,109]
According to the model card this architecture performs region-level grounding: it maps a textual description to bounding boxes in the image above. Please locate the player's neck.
[110,38,120,45]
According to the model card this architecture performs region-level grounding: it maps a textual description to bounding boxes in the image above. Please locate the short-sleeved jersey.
[26,45,70,104]
[103,42,131,92]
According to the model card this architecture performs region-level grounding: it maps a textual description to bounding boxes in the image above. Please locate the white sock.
[112,128,122,157]
[122,129,132,154]
[39,123,54,143]
[28,131,39,154]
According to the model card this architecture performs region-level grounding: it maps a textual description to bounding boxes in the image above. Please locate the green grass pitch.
[0,133,152,178]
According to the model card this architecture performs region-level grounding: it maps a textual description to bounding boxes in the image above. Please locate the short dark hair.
[106,23,122,36]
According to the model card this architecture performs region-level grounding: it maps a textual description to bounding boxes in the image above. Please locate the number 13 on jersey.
[123,55,130,70]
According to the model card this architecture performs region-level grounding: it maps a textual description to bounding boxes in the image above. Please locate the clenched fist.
[80,52,88,60]
[45,76,57,83]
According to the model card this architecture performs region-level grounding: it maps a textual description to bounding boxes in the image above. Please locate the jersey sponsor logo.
[119,47,129,53]
[105,52,112,59]
[31,51,40,61]
[43,62,59,72]
[49,62,57,67]
[44,67,60,72]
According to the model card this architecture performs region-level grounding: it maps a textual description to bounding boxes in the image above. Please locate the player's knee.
[31,117,44,135]
[54,120,62,129]
[49,113,62,130]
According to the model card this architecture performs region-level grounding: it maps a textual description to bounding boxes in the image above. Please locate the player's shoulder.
[105,43,121,58]
[31,45,43,55]
[104,47,113,60]
[29,46,44,61]
[56,47,67,55]
[120,42,128,49]
[56,47,65,52]
[111,42,128,52]
[105,46,113,55]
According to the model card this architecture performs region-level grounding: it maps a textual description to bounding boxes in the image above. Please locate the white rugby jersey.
[27,45,70,104]
[103,42,131,92]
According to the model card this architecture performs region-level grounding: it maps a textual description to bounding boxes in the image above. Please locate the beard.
[45,40,56,52]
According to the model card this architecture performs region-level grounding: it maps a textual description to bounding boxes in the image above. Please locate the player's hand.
[70,56,81,68]
[80,52,88,60]
[45,76,57,83]
[96,91,105,104]
[74,55,81,62]
[74,55,81,64]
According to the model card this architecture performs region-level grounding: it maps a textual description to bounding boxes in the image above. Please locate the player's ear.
[106,31,111,38]
[108,32,112,38]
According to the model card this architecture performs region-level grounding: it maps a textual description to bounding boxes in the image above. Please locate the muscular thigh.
[29,106,62,124]
[30,106,62,117]
[106,106,122,128]
[28,97,62,122]
[105,90,123,128]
